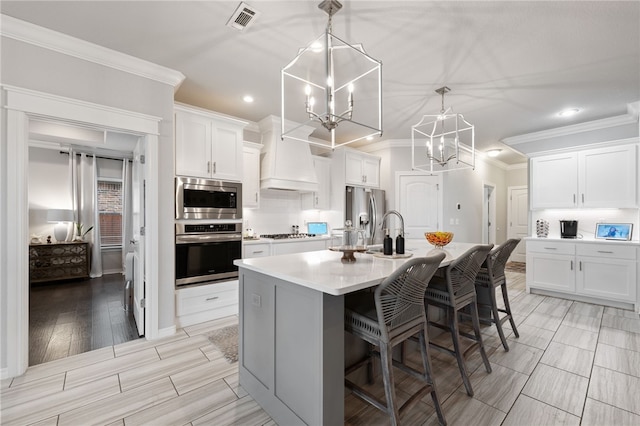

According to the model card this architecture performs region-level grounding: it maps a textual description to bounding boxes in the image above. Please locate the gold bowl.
[425,231,454,248]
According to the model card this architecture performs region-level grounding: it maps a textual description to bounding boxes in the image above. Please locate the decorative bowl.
[425,231,454,248]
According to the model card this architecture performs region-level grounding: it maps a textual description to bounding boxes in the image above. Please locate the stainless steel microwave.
[175,177,242,220]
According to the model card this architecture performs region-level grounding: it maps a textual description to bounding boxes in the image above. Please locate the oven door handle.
[176,234,242,244]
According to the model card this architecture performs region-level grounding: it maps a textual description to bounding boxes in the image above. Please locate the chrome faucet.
[381,210,405,238]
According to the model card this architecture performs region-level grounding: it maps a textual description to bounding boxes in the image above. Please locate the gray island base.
[235,243,477,425]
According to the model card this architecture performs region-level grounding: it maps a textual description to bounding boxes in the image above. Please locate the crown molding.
[1,14,185,90]
[502,111,638,146]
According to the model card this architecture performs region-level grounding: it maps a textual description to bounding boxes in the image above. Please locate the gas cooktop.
[260,233,318,239]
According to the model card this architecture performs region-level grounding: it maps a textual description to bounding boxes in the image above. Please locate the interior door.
[396,172,442,239]
[508,186,528,263]
[132,138,146,336]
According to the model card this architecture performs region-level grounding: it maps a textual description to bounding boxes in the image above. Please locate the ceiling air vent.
[226,2,261,31]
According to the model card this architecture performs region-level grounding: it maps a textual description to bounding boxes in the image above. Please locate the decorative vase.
[536,219,549,238]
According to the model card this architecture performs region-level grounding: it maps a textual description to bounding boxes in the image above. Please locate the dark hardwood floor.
[29,273,141,366]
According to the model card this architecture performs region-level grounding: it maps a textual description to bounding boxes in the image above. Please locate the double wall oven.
[175,177,242,288]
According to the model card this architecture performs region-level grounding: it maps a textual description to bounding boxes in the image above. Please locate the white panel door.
[396,172,442,239]
[132,138,146,336]
[508,186,528,262]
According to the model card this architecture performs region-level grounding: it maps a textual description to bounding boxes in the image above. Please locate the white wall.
[28,147,72,240]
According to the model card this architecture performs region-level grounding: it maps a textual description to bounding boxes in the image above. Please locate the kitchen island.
[234,241,477,425]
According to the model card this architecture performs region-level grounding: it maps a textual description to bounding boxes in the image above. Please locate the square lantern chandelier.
[281,0,383,149]
[412,86,475,173]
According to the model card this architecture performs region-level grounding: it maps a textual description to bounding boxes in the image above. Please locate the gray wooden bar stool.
[345,253,447,426]
[424,244,493,397]
[474,238,521,351]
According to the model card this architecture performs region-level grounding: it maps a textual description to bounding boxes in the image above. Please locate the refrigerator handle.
[369,193,377,245]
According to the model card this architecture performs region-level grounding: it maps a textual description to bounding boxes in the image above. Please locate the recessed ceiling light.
[486,149,502,158]
[243,95,254,103]
[557,108,580,117]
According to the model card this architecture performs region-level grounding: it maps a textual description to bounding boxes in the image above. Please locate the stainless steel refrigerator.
[345,186,386,245]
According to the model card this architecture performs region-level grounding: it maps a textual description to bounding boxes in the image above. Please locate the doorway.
[3,86,161,378]
[27,137,143,366]
[482,183,496,245]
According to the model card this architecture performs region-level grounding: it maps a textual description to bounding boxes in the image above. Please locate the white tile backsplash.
[243,190,342,235]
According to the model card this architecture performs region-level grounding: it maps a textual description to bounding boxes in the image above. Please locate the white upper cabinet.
[344,150,380,187]
[530,152,578,209]
[243,143,262,209]
[580,145,637,208]
[175,105,245,181]
[530,144,637,209]
[301,156,331,210]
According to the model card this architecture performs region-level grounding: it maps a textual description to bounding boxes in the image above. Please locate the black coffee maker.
[560,220,578,238]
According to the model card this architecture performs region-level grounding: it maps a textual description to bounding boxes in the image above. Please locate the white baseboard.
[156,325,177,339]
[0,367,8,380]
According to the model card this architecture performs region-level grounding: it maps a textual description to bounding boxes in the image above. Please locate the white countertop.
[525,236,640,247]
[234,241,480,296]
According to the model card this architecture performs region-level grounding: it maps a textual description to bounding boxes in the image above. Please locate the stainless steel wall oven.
[175,177,242,220]
[175,222,242,287]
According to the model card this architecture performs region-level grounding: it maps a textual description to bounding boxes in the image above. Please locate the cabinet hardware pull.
[579,261,582,271]
[255,193,258,202]
[597,250,613,254]
[213,162,217,174]
[573,194,576,204]
[570,260,573,270]
[206,296,219,301]
[582,193,584,203]
[207,161,211,173]
[315,196,319,205]
[544,247,557,250]
[254,250,264,254]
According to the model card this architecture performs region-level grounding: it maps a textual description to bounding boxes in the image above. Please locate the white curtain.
[71,151,103,278]
[121,158,133,270]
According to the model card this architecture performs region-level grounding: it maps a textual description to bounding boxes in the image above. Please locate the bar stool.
[345,254,447,426]
[424,244,493,397]
[474,238,521,351]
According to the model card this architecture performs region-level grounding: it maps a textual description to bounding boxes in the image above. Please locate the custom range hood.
[258,115,318,192]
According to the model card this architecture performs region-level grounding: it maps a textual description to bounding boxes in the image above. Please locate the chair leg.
[420,326,446,426]
[379,341,401,426]
[490,285,510,351]
[470,301,492,374]
[501,283,520,338]
[449,306,474,396]
[366,343,375,384]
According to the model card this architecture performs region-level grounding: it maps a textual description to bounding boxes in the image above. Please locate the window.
[98,180,122,247]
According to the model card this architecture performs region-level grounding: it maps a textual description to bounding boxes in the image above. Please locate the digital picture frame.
[595,223,633,241]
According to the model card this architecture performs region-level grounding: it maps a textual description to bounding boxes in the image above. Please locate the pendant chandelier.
[411,86,475,173]
[281,0,383,149]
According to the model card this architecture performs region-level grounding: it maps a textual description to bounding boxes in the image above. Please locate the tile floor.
[2,271,640,425]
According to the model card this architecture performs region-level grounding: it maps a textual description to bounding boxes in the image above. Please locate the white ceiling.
[2,1,639,165]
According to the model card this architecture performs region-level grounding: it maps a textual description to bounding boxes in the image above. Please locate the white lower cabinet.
[243,243,270,258]
[576,244,637,303]
[526,241,576,293]
[175,280,238,327]
[527,240,638,310]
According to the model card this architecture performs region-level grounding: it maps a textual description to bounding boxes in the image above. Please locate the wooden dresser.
[29,242,90,283]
